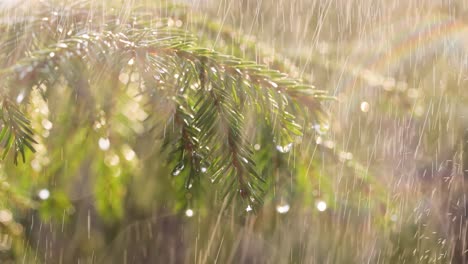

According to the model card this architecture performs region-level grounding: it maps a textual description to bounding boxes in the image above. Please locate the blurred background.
[1,0,468,263]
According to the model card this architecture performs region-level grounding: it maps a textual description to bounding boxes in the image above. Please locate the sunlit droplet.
[201,167,207,173]
[41,119,53,130]
[98,137,110,151]
[276,143,293,153]
[360,101,370,113]
[105,153,120,166]
[124,150,135,161]
[313,123,329,135]
[276,203,290,214]
[16,92,25,103]
[315,136,323,145]
[49,52,55,58]
[172,162,185,176]
[31,159,42,172]
[185,209,194,217]
[38,189,50,200]
[324,140,335,149]
[254,144,261,151]
[316,201,327,212]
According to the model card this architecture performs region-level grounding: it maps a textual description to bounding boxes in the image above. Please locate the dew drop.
[185,209,194,217]
[316,201,327,212]
[123,148,135,161]
[276,203,290,214]
[38,189,50,200]
[360,101,370,112]
[98,137,110,151]
[16,92,25,103]
[172,162,185,176]
[41,119,53,130]
[312,123,329,135]
[276,143,293,153]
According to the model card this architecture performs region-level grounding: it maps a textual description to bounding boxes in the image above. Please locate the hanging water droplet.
[122,147,136,161]
[315,136,323,145]
[324,140,335,149]
[41,119,53,130]
[16,92,25,103]
[360,101,370,112]
[276,203,290,214]
[276,143,293,153]
[312,123,329,135]
[56,43,68,49]
[316,201,327,212]
[172,162,185,176]
[98,138,110,150]
[185,209,194,217]
[98,137,110,151]
[38,189,50,200]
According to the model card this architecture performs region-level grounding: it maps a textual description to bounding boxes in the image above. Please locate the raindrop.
[41,119,53,130]
[172,162,185,176]
[185,209,194,217]
[316,201,327,212]
[123,148,135,161]
[312,123,329,135]
[38,189,50,200]
[360,101,370,113]
[324,140,335,149]
[31,159,42,172]
[201,167,207,173]
[56,43,68,49]
[105,153,120,166]
[315,136,323,145]
[16,92,25,103]
[276,203,290,214]
[276,143,293,153]
[98,137,110,151]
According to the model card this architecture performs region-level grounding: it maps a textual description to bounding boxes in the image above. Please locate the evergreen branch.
[0,4,329,206]
[0,99,36,164]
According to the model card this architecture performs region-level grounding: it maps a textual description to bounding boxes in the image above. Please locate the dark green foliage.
[0,2,328,208]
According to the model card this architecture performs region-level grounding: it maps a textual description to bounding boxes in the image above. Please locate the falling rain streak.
[0,0,467,263]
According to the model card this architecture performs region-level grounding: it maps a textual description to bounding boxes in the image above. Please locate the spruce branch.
[0,3,329,206]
